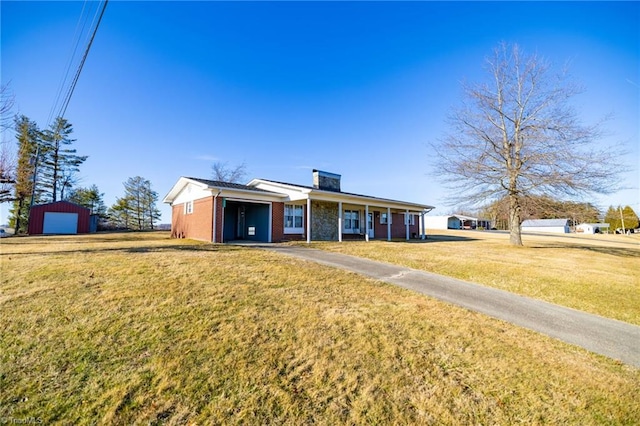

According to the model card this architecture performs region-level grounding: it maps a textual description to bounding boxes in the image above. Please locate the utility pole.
[619,206,626,234]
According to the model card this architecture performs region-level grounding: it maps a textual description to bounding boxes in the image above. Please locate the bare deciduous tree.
[1,83,15,132]
[211,161,248,183]
[0,83,17,200]
[435,42,622,245]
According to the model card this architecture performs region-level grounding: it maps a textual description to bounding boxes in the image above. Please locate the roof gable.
[32,200,90,212]
[163,177,286,204]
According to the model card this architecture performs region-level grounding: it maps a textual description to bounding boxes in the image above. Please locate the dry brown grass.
[304,230,640,325]
[1,232,639,424]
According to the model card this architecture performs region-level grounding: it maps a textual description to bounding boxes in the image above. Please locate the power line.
[57,0,109,120]
[46,0,92,128]
[29,0,108,210]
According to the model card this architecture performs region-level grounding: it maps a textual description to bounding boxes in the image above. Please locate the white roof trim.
[163,177,287,204]
[249,178,434,211]
[165,176,434,212]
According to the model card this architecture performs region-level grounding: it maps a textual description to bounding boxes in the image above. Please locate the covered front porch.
[300,197,432,243]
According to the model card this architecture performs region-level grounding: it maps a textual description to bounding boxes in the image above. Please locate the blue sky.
[2,1,638,224]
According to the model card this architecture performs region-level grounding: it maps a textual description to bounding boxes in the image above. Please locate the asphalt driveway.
[259,244,640,369]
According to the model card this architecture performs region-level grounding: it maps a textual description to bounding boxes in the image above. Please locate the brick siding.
[372,211,420,239]
[171,197,213,242]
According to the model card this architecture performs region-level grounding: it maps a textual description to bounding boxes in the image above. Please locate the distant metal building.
[28,201,91,235]
[521,218,570,234]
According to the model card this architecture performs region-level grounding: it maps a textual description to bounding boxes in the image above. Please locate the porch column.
[267,203,272,243]
[387,207,391,241]
[365,204,369,242]
[212,194,218,243]
[306,198,311,243]
[406,209,410,240]
[338,201,343,242]
[421,211,426,240]
[220,199,225,243]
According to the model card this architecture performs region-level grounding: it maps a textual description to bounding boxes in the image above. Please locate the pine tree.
[67,184,107,217]
[8,116,39,234]
[605,205,639,232]
[39,117,87,202]
[604,206,620,230]
[107,197,133,230]
[109,177,161,230]
[621,206,639,231]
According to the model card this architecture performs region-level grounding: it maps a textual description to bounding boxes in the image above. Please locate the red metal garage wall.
[28,201,91,235]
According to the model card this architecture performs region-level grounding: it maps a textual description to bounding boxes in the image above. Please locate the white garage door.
[43,212,78,234]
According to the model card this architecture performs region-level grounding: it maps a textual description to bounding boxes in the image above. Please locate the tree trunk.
[15,197,24,234]
[509,193,523,246]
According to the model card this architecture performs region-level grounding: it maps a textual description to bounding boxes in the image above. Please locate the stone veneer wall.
[311,200,338,241]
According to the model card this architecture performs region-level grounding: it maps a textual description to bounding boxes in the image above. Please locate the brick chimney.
[312,169,341,192]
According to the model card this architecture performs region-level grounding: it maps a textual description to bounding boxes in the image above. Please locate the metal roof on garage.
[521,219,570,227]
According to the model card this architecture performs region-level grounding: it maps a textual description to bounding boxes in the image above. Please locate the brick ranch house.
[163,170,435,243]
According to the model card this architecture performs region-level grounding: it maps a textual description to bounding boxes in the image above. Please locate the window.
[380,213,392,225]
[284,204,304,233]
[185,201,193,214]
[404,214,415,226]
[344,210,360,233]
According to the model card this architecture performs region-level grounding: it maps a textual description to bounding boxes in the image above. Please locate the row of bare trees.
[478,196,601,230]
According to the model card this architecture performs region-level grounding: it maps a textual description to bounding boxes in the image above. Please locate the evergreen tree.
[67,184,107,217]
[8,116,39,234]
[107,196,133,229]
[39,117,87,202]
[621,206,639,230]
[604,205,639,232]
[108,177,161,230]
[604,206,619,230]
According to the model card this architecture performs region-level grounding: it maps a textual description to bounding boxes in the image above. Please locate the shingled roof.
[185,177,276,193]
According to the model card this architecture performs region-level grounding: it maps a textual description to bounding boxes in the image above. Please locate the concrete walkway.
[257,244,640,369]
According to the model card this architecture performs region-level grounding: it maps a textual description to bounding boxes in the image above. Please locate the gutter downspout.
[212,189,222,243]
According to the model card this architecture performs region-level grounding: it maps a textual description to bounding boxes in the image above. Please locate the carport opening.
[223,201,270,242]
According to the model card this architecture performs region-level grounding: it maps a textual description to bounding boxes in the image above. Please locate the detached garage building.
[28,201,90,235]
[521,218,570,234]
[576,223,610,234]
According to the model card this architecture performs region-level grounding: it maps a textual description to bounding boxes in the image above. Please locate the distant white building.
[423,214,491,230]
[521,219,570,234]
[576,223,610,234]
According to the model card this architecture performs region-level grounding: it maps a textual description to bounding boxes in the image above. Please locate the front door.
[237,206,246,239]
[367,213,374,238]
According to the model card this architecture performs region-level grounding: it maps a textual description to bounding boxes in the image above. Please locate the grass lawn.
[304,230,640,326]
[1,232,639,424]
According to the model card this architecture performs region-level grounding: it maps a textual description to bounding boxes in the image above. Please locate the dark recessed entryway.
[223,201,270,242]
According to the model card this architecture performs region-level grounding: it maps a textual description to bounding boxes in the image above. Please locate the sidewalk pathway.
[258,244,640,369]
